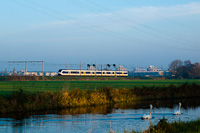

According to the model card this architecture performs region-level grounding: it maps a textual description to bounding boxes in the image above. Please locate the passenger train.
[58,69,128,77]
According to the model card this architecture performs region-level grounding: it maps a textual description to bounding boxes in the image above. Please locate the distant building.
[131,65,172,77]
[50,72,58,76]
[45,72,51,76]
[87,66,96,70]
[39,72,44,76]
[147,65,157,72]
[117,65,127,71]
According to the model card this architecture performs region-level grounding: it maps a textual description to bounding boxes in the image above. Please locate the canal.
[0,98,200,133]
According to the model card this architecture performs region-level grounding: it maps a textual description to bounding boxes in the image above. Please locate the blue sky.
[0,0,200,71]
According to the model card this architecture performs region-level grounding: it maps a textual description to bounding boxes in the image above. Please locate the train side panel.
[58,69,128,77]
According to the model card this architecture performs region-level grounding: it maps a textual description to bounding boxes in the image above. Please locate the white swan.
[173,102,181,115]
[142,104,153,119]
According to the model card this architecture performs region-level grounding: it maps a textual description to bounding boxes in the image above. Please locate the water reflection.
[0,98,200,133]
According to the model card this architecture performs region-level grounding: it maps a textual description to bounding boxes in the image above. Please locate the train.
[58,69,128,77]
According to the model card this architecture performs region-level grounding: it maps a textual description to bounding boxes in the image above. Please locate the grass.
[149,118,200,133]
[0,79,199,96]
[124,118,200,133]
[0,83,200,113]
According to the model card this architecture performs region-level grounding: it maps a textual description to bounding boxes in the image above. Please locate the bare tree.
[170,60,200,79]
[169,59,183,75]
[191,62,200,78]
[184,60,192,67]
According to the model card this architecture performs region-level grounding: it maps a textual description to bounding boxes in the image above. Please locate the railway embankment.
[0,83,200,113]
[0,75,159,81]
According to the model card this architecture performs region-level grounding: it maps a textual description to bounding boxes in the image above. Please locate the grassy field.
[0,79,199,96]
[0,80,200,113]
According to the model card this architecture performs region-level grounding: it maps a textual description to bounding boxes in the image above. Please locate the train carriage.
[58,69,128,77]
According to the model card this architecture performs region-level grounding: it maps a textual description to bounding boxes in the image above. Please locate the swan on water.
[142,104,153,119]
[173,102,181,115]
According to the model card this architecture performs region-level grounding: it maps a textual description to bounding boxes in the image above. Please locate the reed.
[0,83,200,113]
[149,118,200,133]
[121,118,200,133]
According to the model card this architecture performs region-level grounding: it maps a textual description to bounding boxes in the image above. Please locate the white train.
[58,69,128,77]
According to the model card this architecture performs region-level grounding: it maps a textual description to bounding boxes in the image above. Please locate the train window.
[86,72,90,74]
[71,71,79,74]
[62,71,69,74]
[124,73,128,74]
[112,72,115,74]
[96,72,101,74]
[107,72,111,74]
[103,72,105,74]
[81,72,84,74]
[116,72,122,74]
[58,69,62,72]
[92,72,95,74]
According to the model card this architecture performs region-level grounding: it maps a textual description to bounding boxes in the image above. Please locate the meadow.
[0,79,199,96]
[0,78,200,113]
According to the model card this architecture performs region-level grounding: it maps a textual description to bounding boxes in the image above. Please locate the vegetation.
[169,59,200,79]
[0,79,199,96]
[0,87,135,113]
[124,118,200,133]
[149,118,200,133]
[0,83,200,113]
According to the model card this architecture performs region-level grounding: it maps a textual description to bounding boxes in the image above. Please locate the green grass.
[0,79,199,96]
[1,83,200,113]
[149,118,200,133]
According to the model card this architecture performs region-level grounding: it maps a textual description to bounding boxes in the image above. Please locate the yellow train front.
[58,69,128,77]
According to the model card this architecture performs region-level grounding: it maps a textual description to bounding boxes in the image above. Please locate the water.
[0,99,200,133]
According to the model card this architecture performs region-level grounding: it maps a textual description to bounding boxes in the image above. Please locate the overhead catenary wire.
[63,1,200,50]
[125,0,200,32]
[8,0,157,47]
[79,0,200,47]
[11,0,200,50]
[122,0,200,45]
[8,0,148,45]
[7,0,200,51]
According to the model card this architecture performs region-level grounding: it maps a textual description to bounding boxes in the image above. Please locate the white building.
[117,65,127,71]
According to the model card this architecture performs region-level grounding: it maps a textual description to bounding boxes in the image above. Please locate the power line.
[7,0,200,51]
[75,0,200,48]
[83,0,200,47]
[125,0,200,32]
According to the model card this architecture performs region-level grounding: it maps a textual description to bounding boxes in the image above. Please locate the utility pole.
[25,61,27,73]
[8,61,44,76]
[95,63,97,71]
[66,61,67,69]
[101,64,102,76]
[133,64,134,77]
[113,64,116,77]
[80,62,81,76]
[9,61,10,75]
[115,65,116,77]
[95,62,97,77]
[42,61,44,76]
[4,68,7,76]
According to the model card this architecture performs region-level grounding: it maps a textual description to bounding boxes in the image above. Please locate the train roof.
[58,69,127,72]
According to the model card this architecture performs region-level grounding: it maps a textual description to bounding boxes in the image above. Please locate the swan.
[173,102,181,115]
[142,104,153,119]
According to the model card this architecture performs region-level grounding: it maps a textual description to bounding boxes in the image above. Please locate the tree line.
[169,59,200,79]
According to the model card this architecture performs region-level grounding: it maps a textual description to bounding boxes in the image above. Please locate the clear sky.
[0,0,200,71]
